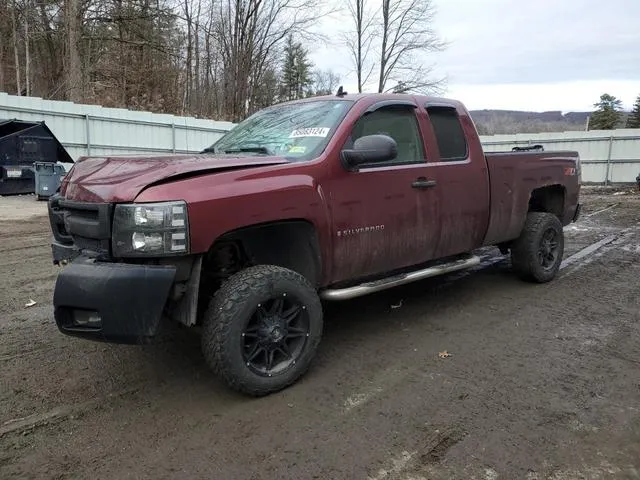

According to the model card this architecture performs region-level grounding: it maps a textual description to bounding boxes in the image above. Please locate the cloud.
[309,0,640,110]
[446,80,640,112]
[433,0,640,85]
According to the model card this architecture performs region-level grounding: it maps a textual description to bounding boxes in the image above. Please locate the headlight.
[112,201,189,257]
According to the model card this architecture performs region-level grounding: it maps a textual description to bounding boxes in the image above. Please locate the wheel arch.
[205,218,323,287]
[495,184,566,253]
[528,184,566,221]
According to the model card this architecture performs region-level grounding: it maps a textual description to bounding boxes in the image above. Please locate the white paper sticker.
[6,169,22,178]
[289,127,330,138]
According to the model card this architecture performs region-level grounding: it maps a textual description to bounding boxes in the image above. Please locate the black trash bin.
[34,162,67,200]
[0,119,73,195]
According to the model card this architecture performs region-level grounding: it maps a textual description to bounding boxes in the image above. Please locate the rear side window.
[426,106,468,161]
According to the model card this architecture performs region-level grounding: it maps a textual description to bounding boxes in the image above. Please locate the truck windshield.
[204,99,353,161]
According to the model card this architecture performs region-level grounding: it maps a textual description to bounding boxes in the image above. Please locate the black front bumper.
[54,256,176,344]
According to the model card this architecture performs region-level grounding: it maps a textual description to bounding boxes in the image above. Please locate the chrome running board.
[320,254,481,301]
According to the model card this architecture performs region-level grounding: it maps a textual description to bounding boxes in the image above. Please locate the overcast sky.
[310,0,640,112]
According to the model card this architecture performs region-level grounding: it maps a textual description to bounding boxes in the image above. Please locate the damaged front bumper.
[53,255,176,344]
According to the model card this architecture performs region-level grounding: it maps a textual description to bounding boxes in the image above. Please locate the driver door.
[327,103,440,284]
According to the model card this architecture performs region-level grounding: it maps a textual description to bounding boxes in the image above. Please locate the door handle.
[412,177,437,189]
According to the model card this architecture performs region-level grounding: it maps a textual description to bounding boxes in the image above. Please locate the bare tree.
[23,0,30,96]
[343,0,376,92]
[194,0,202,110]
[181,0,202,113]
[64,0,83,101]
[0,39,4,92]
[0,0,6,91]
[0,9,4,91]
[182,0,192,112]
[214,0,334,121]
[378,0,445,94]
[202,3,223,117]
[36,0,65,98]
[312,69,340,95]
[0,0,335,119]
[11,0,21,95]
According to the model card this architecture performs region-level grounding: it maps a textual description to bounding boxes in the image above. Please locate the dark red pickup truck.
[48,92,581,395]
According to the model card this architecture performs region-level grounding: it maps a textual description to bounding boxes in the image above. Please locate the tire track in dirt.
[348,232,640,480]
[0,253,54,270]
[0,240,50,254]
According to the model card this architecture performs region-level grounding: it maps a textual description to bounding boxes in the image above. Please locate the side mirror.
[341,134,397,170]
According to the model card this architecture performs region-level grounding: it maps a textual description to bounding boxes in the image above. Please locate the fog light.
[73,310,102,328]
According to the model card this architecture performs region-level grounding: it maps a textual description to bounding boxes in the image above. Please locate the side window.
[426,106,468,161]
[351,107,424,165]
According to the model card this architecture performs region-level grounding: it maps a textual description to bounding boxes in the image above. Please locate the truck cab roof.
[274,92,467,111]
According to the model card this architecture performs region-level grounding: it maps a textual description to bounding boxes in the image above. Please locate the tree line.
[0,0,444,122]
[474,93,640,136]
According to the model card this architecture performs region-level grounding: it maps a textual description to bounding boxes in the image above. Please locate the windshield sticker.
[289,127,330,138]
[288,146,307,153]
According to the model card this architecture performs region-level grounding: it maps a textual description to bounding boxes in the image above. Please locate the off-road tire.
[201,265,323,396]
[511,212,564,283]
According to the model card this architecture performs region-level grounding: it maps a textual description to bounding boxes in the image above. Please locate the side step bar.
[320,254,481,301]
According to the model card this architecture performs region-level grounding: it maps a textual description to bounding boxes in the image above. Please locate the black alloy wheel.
[537,227,561,271]
[242,295,310,377]
[201,265,323,396]
[511,212,565,283]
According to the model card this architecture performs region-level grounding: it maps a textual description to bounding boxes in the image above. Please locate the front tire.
[201,265,323,396]
[511,212,564,283]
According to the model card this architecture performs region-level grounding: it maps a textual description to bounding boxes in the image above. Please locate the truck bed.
[482,150,581,246]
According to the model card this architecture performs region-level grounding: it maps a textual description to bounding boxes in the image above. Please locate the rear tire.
[511,212,564,283]
[201,265,323,396]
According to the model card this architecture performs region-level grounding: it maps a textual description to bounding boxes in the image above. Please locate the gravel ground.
[1,187,640,479]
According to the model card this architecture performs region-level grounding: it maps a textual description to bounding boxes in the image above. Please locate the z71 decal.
[564,167,576,176]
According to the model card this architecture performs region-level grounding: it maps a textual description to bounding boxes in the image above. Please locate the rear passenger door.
[421,104,491,258]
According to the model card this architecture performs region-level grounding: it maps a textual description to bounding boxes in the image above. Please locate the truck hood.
[62,153,289,202]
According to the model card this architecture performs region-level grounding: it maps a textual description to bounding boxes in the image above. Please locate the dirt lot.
[1,188,640,480]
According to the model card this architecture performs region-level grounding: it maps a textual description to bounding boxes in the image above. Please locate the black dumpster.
[0,119,73,195]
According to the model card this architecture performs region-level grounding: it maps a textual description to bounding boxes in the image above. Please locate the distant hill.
[469,109,592,135]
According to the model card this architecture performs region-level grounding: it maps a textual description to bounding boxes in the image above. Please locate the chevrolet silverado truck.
[47,92,581,396]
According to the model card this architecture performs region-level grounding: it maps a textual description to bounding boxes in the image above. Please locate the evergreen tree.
[280,34,313,101]
[626,94,640,128]
[588,93,623,130]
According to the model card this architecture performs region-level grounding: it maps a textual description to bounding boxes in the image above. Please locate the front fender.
[134,166,332,276]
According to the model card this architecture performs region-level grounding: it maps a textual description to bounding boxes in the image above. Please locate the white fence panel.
[480,129,640,184]
[0,93,234,166]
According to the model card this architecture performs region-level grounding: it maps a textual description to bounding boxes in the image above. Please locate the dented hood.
[62,153,288,202]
